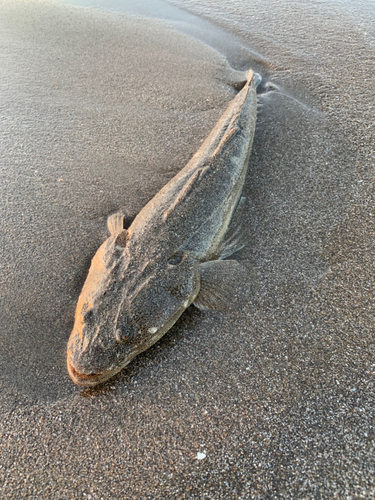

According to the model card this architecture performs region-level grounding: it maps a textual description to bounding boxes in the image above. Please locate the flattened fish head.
[115,249,200,341]
[67,239,200,386]
[67,230,130,385]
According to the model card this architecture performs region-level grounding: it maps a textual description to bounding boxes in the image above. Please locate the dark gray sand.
[0,0,374,497]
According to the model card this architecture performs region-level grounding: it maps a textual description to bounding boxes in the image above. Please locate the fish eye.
[167,251,184,266]
[115,324,137,343]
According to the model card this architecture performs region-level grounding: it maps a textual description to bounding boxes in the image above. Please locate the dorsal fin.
[211,70,255,158]
[164,167,205,220]
[107,213,126,235]
[212,125,241,158]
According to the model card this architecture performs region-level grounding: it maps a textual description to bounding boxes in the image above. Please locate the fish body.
[67,70,260,386]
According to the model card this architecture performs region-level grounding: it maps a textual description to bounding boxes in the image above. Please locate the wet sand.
[1,0,374,497]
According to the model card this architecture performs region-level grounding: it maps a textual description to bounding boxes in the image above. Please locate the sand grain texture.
[0,0,374,498]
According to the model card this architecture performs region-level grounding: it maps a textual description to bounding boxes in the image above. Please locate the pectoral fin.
[193,260,255,311]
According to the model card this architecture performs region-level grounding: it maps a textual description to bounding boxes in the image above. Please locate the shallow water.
[58,0,263,70]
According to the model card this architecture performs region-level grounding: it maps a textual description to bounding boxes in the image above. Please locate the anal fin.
[216,196,249,260]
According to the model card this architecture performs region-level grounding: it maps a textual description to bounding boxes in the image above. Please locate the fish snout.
[67,339,123,386]
[67,356,100,386]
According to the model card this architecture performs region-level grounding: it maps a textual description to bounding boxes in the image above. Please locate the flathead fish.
[67,69,261,386]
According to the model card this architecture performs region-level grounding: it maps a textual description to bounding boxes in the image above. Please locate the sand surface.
[0,0,374,497]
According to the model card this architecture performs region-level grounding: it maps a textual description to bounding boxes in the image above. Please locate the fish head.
[114,247,200,340]
[67,232,200,386]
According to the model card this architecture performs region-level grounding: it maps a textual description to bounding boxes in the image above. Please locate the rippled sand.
[1,0,374,497]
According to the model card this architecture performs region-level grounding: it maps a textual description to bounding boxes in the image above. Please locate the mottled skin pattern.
[67,70,260,386]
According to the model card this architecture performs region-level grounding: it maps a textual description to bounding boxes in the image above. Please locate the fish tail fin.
[248,70,262,89]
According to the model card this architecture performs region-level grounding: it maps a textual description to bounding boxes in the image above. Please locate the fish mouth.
[67,357,116,387]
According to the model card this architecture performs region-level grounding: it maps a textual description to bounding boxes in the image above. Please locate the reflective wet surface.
[59,0,265,69]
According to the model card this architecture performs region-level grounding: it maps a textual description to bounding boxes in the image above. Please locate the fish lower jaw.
[67,357,126,387]
[67,303,194,387]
